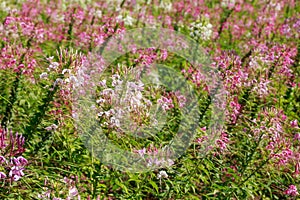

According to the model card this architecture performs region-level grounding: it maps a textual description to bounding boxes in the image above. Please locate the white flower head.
[123,15,135,26]
[68,186,79,197]
[117,13,135,26]
[157,170,168,179]
[189,18,213,41]
[221,0,236,8]
[40,72,48,79]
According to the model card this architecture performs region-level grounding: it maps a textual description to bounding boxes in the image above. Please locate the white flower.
[157,170,168,179]
[53,78,63,87]
[45,124,58,131]
[123,15,135,26]
[0,2,11,13]
[62,69,70,74]
[69,75,78,84]
[117,14,135,26]
[116,15,123,21]
[40,72,48,79]
[159,1,172,11]
[221,0,236,8]
[189,20,213,41]
[275,3,281,11]
[95,10,102,18]
[98,112,104,117]
[111,117,120,127]
[252,79,270,98]
[96,98,105,104]
[48,62,59,70]
[46,56,54,61]
[99,79,106,87]
[68,186,79,197]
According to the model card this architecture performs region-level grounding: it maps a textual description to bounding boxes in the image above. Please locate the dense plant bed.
[0,0,299,199]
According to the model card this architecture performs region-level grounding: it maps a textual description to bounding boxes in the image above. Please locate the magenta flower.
[135,148,146,157]
[68,186,79,197]
[284,185,299,196]
[294,163,300,176]
[10,156,28,167]
[17,156,28,166]
[0,172,6,179]
[0,155,6,164]
[9,166,25,181]
[157,96,174,111]
[0,127,27,182]
[291,120,298,128]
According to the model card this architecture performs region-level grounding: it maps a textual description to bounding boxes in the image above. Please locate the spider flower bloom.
[0,156,6,164]
[291,119,298,128]
[221,0,236,8]
[0,172,6,179]
[284,185,299,196]
[9,166,25,181]
[189,20,213,41]
[157,170,168,179]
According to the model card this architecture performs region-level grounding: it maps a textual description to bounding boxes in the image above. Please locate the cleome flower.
[284,185,299,196]
[189,18,213,41]
[0,127,28,182]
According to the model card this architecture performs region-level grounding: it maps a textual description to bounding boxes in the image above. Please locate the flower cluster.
[189,19,213,41]
[134,144,174,168]
[0,127,28,182]
[37,176,81,200]
[116,13,135,26]
[96,71,155,132]
[284,185,299,197]
[248,107,300,177]
[216,132,230,151]
[0,0,299,198]
[221,0,236,8]
[157,170,168,179]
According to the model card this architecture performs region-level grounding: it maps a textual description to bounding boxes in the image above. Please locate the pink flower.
[4,16,15,26]
[196,136,208,144]
[294,162,300,176]
[216,139,227,150]
[291,119,298,128]
[160,49,168,60]
[0,156,6,164]
[135,148,146,157]
[216,132,229,151]
[9,166,25,181]
[157,96,174,111]
[174,91,186,108]
[68,186,79,197]
[0,172,6,179]
[17,156,28,166]
[284,185,299,196]
[45,124,58,131]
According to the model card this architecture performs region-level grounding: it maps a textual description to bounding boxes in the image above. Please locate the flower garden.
[0,0,299,199]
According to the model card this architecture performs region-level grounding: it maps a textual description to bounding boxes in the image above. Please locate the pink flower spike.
[294,162,300,176]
